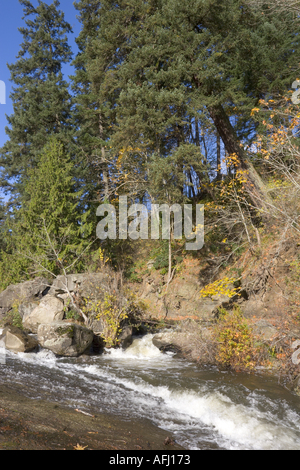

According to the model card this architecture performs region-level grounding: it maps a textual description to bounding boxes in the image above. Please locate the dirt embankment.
[135,240,300,393]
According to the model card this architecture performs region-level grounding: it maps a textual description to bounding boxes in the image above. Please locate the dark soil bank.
[0,383,184,451]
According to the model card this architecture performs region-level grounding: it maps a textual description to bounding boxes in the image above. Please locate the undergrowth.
[214,306,265,371]
[0,301,23,330]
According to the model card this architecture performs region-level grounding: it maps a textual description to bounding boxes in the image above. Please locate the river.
[1,333,300,450]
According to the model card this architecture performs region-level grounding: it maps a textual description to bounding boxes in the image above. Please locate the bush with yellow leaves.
[214,306,263,371]
[83,287,147,348]
[200,277,240,299]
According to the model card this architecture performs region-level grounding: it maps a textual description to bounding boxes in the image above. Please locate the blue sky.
[0,0,81,148]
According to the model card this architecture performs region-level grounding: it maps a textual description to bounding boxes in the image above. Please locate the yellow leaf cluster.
[200,277,239,299]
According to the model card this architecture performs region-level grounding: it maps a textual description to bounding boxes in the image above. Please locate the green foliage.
[65,309,82,322]
[127,267,142,283]
[153,245,170,271]
[0,138,93,289]
[72,0,300,207]
[0,251,32,292]
[1,0,299,301]
[0,0,73,202]
[0,301,23,330]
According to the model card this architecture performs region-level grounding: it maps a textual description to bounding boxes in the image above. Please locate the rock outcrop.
[37,321,94,357]
[48,273,109,298]
[18,301,40,321]
[118,324,133,349]
[0,278,50,317]
[0,326,38,353]
[152,324,217,363]
[138,272,231,322]
[23,295,64,334]
[152,330,184,355]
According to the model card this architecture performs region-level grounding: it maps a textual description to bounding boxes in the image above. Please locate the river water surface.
[1,333,300,450]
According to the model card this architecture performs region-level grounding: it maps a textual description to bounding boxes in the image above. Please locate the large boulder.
[0,326,38,353]
[37,321,94,357]
[152,324,216,363]
[23,295,64,333]
[118,324,133,349]
[48,273,109,298]
[18,300,40,321]
[0,278,50,317]
[152,330,187,355]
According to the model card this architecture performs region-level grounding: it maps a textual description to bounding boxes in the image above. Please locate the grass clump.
[0,301,23,330]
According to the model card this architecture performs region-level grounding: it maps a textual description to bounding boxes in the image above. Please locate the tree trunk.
[209,104,272,210]
[168,237,172,285]
[99,114,109,202]
[217,132,221,181]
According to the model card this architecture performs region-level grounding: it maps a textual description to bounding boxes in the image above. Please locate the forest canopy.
[0,0,299,289]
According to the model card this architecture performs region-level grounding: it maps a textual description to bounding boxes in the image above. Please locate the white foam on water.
[161,389,300,450]
[2,334,300,450]
[13,347,58,368]
[58,353,300,449]
[0,329,6,364]
[106,334,168,360]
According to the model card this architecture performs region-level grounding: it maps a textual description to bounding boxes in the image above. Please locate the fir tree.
[0,138,93,288]
[72,0,152,203]
[91,0,300,205]
[0,198,6,252]
[0,0,73,203]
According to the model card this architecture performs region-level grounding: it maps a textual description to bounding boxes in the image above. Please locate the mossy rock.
[37,322,94,357]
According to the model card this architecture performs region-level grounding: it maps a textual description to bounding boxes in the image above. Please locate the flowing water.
[1,333,300,450]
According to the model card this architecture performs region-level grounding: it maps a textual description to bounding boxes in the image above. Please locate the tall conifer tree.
[0,0,73,202]
[0,138,93,289]
[80,0,299,205]
[72,0,153,203]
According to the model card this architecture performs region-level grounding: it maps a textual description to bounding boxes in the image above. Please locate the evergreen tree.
[90,0,300,206]
[0,199,6,252]
[72,0,153,203]
[0,138,93,289]
[0,0,73,203]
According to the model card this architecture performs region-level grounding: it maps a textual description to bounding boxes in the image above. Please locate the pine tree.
[92,0,300,206]
[0,199,6,252]
[0,138,93,288]
[72,0,153,203]
[0,0,73,203]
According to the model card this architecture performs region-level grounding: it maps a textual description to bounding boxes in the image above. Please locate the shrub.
[0,301,23,330]
[65,309,82,322]
[83,279,147,348]
[200,277,240,299]
[214,306,262,371]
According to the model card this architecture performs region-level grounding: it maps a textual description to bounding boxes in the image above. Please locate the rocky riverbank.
[1,267,300,396]
[0,382,184,451]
